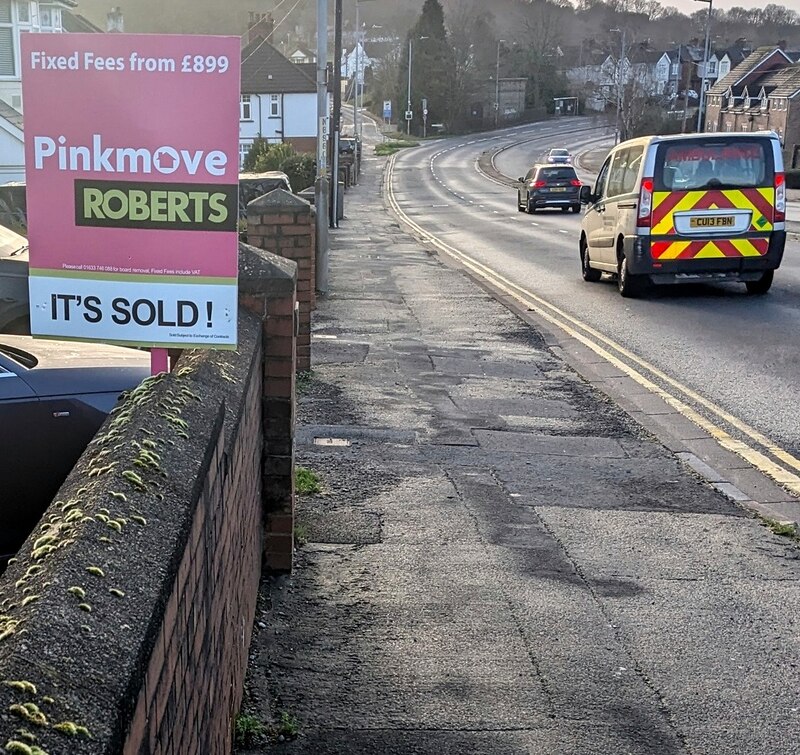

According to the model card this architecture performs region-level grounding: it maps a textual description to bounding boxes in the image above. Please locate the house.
[704,46,800,164]
[0,0,94,183]
[239,38,328,166]
[627,46,666,97]
[565,50,620,112]
[288,44,315,65]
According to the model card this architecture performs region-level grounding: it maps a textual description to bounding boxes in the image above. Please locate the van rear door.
[649,137,776,261]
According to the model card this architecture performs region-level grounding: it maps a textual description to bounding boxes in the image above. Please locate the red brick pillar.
[238,242,298,573]
[247,189,315,372]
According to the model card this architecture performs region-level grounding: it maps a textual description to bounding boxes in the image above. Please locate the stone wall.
[0,243,299,753]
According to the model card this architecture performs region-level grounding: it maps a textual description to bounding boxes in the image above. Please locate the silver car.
[546,148,572,164]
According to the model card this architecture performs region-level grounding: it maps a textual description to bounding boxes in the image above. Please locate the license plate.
[550,187,567,192]
[689,215,735,228]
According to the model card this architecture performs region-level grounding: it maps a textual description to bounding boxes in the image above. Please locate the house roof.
[629,48,663,65]
[241,38,316,94]
[758,64,800,98]
[62,11,102,33]
[0,101,23,131]
[709,46,791,95]
[289,45,315,59]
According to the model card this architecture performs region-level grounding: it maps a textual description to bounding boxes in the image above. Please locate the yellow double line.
[385,152,800,498]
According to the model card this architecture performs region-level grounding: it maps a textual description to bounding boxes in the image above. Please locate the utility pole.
[329,0,342,228]
[696,0,713,132]
[315,0,329,293]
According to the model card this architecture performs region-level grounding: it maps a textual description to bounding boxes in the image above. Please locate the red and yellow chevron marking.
[652,188,775,235]
[651,237,769,260]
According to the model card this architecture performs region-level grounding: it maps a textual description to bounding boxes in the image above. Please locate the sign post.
[22,34,241,369]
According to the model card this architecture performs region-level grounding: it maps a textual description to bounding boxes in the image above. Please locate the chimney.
[106,6,124,33]
[778,40,787,51]
[248,11,275,45]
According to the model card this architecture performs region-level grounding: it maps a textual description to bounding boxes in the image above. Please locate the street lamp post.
[353,0,376,145]
[696,0,713,132]
[406,35,428,136]
[495,39,505,129]
[406,37,412,135]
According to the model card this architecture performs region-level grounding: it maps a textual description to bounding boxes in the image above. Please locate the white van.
[579,132,787,297]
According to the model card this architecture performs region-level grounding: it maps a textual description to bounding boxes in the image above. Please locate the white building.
[0,0,82,182]
[239,38,329,166]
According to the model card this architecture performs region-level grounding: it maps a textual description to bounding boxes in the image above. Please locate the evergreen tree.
[398,0,456,135]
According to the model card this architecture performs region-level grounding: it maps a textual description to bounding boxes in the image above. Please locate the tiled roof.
[759,65,800,97]
[62,11,102,33]
[0,100,23,131]
[241,38,316,94]
[708,47,790,95]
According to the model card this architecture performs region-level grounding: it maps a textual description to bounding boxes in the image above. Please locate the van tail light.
[570,179,582,187]
[775,172,786,223]
[637,177,654,228]
[534,180,547,188]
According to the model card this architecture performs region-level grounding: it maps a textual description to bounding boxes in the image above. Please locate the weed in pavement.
[275,711,299,740]
[234,713,265,749]
[295,466,322,495]
[296,370,313,395]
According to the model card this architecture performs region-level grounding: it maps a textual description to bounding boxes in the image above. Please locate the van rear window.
[656,140,771,191]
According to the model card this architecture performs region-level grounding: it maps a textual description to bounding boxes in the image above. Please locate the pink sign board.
[22,33,241,347]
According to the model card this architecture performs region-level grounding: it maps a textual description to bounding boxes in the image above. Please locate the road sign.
[23,33,240,348]
[383,100,392,119]
[405,110,413,121]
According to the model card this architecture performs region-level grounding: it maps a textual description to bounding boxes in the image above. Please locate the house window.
[239,142,253,168]
[671,63,679,76]
[269,94,280,117]
[17,1,29,23]
[0,0,14,77]
[240,95,252,121]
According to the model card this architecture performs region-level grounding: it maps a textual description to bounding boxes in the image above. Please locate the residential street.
[241,130,800,754]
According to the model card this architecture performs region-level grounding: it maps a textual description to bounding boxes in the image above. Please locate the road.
[389,118,800,488]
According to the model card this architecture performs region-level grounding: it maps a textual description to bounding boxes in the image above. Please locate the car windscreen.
[656,139,772,191]
[550,150,569,156]
[538,167,577,181]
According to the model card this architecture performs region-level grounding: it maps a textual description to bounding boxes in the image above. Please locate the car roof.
[0,335,149,372]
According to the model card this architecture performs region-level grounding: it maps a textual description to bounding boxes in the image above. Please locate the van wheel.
[617,247,645,298]
[580,238,601,282]
[571,204,581,214]
[745,270,774,295]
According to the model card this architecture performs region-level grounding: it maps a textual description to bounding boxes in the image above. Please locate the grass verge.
[375,140,420,156]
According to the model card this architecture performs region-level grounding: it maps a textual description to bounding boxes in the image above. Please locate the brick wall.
[0,244,300,753]
[247,188,315,372]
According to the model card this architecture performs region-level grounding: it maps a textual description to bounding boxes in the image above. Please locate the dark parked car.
[0,337,149,564]
[0,224,31,334]
[517,164,582,214]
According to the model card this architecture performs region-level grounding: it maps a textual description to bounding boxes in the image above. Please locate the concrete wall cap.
[247,188,313,212]
[238,242,298,295]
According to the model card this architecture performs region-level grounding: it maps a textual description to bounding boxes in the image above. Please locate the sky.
[669,0,800,12]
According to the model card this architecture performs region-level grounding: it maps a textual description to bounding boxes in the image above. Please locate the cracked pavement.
[239,153,800,755]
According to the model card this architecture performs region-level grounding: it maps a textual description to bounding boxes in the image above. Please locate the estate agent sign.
[22,34,241,348]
